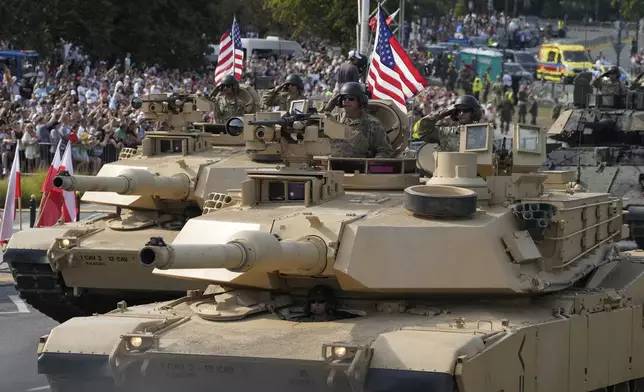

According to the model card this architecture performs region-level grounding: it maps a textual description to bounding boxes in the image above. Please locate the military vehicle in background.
[4,86,266,323]
[543,72,644,248]
[5,92,409,324]
[39,116,644,392]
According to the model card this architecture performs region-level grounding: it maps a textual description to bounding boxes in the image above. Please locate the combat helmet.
[305,285,337,311]
[218,74,239,92]
[452,94,482,122]
[339,81,368,106]
[284,74,304,92]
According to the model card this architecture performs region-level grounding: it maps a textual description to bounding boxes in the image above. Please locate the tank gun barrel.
[53,169,191,199]
[139,231,328,274]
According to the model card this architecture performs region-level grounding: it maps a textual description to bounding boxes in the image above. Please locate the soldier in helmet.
[261,73,306,111]
[322,82,394,158]
[209,75,251,124]
[298,285,338,322]
[592,66,625,95]
[417,95,482,151]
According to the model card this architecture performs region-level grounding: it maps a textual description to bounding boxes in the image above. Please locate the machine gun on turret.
[131,94,213,131]
[226,99,349,167]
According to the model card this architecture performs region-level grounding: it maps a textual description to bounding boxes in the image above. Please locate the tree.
[455,0,468,17]
[613,0,644,20]
[266,0,358,47]
[0,0,224,68]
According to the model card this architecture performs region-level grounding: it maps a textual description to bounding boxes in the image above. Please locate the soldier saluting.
[416,95,482,151]
[261,73,306,111]
[592,66,625,95]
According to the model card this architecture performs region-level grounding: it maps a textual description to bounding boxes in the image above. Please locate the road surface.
[0,208,109,391]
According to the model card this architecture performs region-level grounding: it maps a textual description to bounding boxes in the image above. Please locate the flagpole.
[17,196,22,230]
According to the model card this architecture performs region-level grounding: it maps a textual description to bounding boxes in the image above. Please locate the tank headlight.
[129,336,143,348]
[333,346,347,358]
[322,343,363,362]
[123,333,156,353]
[56,237,78,249]
[322,343,374,386]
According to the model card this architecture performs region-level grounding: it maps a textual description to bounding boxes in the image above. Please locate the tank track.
[10,261,181,323]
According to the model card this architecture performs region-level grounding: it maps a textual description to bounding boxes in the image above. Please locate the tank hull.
[37,249,644,392]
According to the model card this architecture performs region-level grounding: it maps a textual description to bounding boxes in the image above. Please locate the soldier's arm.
[261,88,279,109]
[213,100,224,123]
[417,115,440,143]
[370,121,394,158]
[591,77,602,89]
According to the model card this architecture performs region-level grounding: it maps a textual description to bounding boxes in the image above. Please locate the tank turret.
[132,94,213,131]
[53,169,191,199]
[544,71,644,207]
[3,86,268,323]
[141,122,622,294]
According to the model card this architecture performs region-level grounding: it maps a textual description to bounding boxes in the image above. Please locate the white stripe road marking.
[0,295,30,314]
[26,386,50,391]
[9,295,29,312]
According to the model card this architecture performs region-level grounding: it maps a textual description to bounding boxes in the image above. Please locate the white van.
[207,36,304,63]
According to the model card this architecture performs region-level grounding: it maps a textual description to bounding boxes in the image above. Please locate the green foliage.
[0,0,223,68]
[455,0,468,17]
[266,0,358,47]
[0,171,48,205]
[612,0,644,20]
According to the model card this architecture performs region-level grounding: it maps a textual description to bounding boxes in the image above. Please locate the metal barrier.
[532,81,570,104]
[28,191,83,228]
[1,141,126,175]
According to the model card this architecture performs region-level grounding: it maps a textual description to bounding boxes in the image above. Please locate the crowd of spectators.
[0,11,542,179]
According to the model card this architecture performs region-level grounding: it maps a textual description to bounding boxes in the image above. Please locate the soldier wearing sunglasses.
[261,73,306,112]
[322,82,394,159]
[417,94,482,151]
[211,74,252,124]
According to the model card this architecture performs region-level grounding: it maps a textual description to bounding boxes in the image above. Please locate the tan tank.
[38,116,644,392]
[5,93,409,324]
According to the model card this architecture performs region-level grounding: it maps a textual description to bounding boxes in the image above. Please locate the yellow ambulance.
[536,43,593,83]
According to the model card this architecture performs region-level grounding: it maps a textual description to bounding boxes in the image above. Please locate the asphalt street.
[0,271,58,392]
[0,208,108,392]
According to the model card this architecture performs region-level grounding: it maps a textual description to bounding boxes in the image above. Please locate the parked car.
[504,62,534,84]
[503,50,538,77]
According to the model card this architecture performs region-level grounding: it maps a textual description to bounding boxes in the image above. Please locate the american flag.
[366,5,427,114]
[214,17,244,85]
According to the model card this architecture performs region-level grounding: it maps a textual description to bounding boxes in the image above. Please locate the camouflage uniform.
[330,111,394,158]
[213,96,247,124]
[261,89,306,111]
[417,116,462,151]
[457,68,473,95]
[517,90,528,124]
[528,98,538,125]
[552,102,562,121]
[592,77,625,95]
[491,81,504,107]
